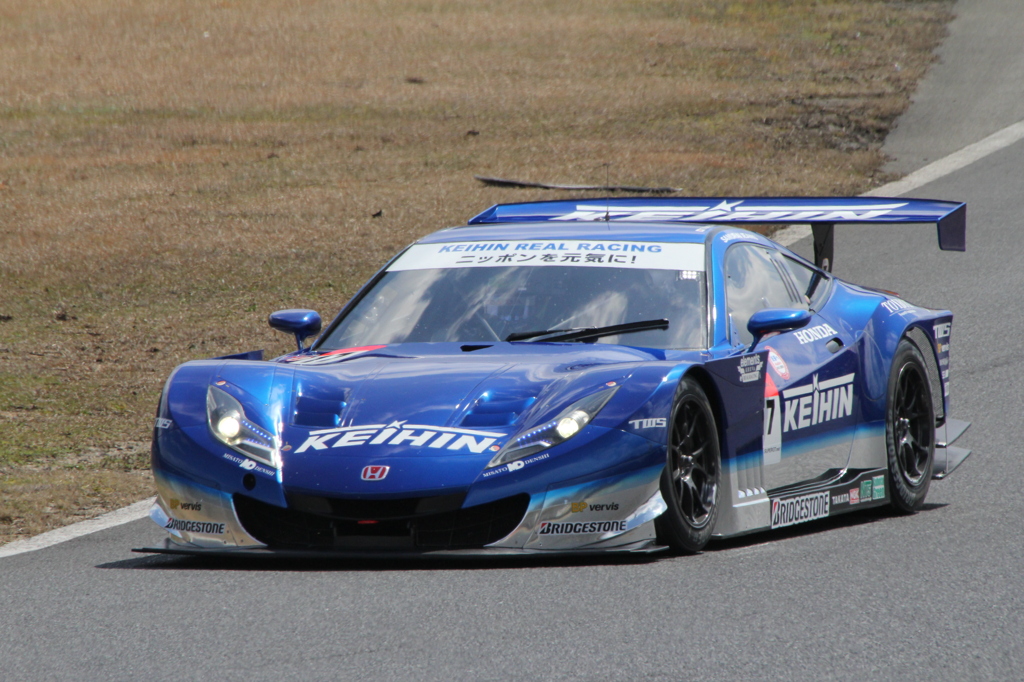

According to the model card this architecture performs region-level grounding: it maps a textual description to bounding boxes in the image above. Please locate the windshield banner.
[391,241,705,272]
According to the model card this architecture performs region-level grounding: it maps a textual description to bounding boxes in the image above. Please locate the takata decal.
[794,323,838,345]
[538,520,628,535]
[390,241,704,273]
[283,345,386,365]
[770,492,829,529]
[782,373,854,432]
[737,355,763,383]
[295,420,505,454]
[765,346,789,380]
[165,518,226,535]
[549,200,910,224]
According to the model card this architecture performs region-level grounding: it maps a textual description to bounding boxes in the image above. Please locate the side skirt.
[713,467,891,538]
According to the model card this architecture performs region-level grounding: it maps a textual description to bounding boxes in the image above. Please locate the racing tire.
[886,338,935,513]
[655,376,721,553]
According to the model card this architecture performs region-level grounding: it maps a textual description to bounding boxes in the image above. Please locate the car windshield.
[320,240,707,351]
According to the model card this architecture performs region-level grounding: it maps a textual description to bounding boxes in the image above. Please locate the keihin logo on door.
[361,465,390,481]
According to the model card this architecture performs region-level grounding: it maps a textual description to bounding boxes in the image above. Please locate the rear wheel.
[655,377,720,553]
[886,339,935,513]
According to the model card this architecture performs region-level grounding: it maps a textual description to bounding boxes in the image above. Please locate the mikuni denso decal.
[295,420,505,454]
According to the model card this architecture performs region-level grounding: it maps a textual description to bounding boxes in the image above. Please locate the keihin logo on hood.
[295,420,505,454]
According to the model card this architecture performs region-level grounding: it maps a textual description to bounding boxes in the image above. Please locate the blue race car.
[140,197,971,557]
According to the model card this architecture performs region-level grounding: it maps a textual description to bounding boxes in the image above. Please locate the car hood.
[212,342,670,496]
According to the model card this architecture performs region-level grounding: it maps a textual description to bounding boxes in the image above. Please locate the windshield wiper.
[505,318,669,343]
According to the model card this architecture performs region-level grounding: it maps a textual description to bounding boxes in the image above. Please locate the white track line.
[3,120,1024,560]
[0,497,154,559]
[773,118,1024,247]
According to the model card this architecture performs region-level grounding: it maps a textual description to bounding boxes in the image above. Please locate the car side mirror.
[747,308,812,350]
[269,309,322,352]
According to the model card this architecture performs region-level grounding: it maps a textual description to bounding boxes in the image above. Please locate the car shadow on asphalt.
[95,502,946,573]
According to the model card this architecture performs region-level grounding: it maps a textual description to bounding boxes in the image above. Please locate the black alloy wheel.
[656,376,720,553]
[886,339,935,512]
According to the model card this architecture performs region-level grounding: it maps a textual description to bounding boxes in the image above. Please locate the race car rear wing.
[467,197,966,272]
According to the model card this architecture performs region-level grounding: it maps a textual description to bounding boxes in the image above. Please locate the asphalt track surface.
[4,4,1024,680]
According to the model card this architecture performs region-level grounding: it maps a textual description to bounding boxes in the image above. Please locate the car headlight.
[487,386,618,468]
[206,385,279,468]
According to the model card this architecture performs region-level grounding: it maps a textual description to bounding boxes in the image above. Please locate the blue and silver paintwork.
[142,197,970,557]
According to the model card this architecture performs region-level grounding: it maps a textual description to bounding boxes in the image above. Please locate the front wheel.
[655,376,721,553]
[886,339,935,513]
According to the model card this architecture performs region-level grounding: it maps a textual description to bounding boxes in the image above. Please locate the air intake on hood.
[460,390,537,428]
[293,394,348,428]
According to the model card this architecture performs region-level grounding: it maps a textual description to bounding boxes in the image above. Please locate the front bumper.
[146,456,668,555]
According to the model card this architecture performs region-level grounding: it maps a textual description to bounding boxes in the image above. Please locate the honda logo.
[361,465,390,481]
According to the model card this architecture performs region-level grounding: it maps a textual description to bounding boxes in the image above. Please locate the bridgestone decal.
[538,520,627,535]
[770,492,830,529]
[165,518,226,535]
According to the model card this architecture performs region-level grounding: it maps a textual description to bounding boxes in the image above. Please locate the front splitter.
[132,538,667,561]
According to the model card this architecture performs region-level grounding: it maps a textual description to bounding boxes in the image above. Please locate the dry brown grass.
[0,0,952,545]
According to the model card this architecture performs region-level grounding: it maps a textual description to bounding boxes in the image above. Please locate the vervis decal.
[571,502,620,513]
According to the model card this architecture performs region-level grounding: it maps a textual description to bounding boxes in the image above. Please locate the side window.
[780,255,831,311]
[724,244,799,346]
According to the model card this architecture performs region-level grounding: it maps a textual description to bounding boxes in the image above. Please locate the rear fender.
[860,298,969,478]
